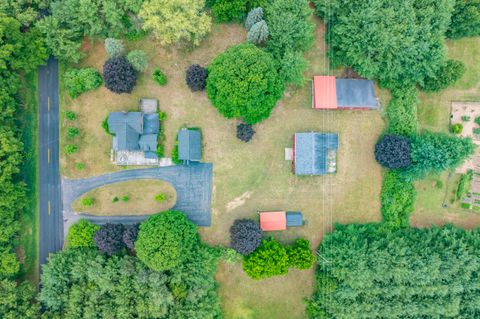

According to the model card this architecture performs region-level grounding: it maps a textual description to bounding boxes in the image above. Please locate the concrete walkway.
[62,164,212,234]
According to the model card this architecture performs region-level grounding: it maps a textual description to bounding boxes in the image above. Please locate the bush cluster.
[451,123,463,134]
[386,87,418,136]
[236,123,255,142]
[126,50,148,72]
[103,57,137,94]
[64,67,103,98]
[104,38,125,58]
[230,219,262,255]
[66,219,100,249]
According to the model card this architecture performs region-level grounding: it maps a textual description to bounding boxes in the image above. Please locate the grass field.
[72,179,176,215]
[59,17,386,318]
[412,37,480,229]
[16,71,39,285]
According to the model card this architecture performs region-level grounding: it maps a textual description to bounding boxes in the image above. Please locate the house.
[259,211,304,231]
[293,132,338,175]
[107,111,159,161]
[312,75,379,110]
[178,128,202,162]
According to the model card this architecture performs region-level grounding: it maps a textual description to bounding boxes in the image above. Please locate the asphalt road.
[38,57,63,269]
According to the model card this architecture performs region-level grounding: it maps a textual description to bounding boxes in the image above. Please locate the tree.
[0,250,20,278]
[135,211,199,271]
[242,238,289,279]
[126,50,148,72]
[207,43,284,124]
[122,223,139,251]
[104,38,125,58]
[66,219,100,249]
[402,132,475,180]
[64,67,103,98]
[420,60,466,92]
[278,50,308,86]
[307,224,480,319]
[374,134,412,169]
[264,0,314,57]
[230,219,262,255]
[139,0,212,46]
[247,20,269,45]
[94,223,125,255]
[313,0,455,89]
[245,7,263,30]
[287,239,315,270]
[103,57,137,94]
[447,0,480,39]
[185,64,208,91]
[236,123,256,142]
[0,280,39,319]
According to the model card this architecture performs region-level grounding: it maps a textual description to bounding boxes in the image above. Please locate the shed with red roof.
[259,211,287,231]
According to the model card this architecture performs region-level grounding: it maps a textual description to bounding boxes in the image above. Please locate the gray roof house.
[178,128,202,162]
[293,132,338,175]
[108,112,159,159]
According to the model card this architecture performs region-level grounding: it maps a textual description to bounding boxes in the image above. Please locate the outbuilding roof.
[313,76,337,109]
[260,211,287,231]
[294,132,338,175]
[178,129,202,161]
[286,212,303,227]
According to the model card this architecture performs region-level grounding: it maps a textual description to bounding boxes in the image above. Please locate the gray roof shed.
[178,129,202,161]
[286,212,303,227]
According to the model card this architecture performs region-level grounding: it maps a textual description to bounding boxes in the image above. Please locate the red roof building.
[312,76,337,109]
[259,211,287,231]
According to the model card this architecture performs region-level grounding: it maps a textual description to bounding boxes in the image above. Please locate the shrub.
[64,68,103,98]
[245,7,264,30]
[152,68,167,86]
[374,134,412,169]
[236,123,255,142]
[94,223,125,256]
[386,87,418,135]
[66,127,79,138]
[186,64,208,91]
[242,238,289,279]
[447,0,480,39]
[64,144,78,155]
[158,111,167,121]
[212,0,247,22]
[126,50,148,72]
[456,170,473,201]
[65,110,77,121]
[156,144,164,157]
[155,193,167,202]
[121,195,129,202]
[474,128,480,135]
[104,38,125,58]
[247,20,269,45]
[230,219,262,255]
[381,171,416,227]
[462,115,471,122]
[451,123,463,134]
[103,57,137,94]
[287,238,315,269]
[135,211,199,271]
[122,223,139,251]
[420,60,466,92]
[66,219,100,248]
[278,50,308,86]
[75,163,85,170]
[112,196,119,203]
[81,197,95,207]
[207,43,284,124]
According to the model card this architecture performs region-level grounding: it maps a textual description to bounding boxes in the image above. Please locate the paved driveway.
[62,163,212,233]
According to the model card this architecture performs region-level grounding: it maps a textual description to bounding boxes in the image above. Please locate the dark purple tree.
[375,134,411,169]
[103,57,137,94]
[236,123,255,142]
[94,223,125,256]
[230,219,262,255]
[185,64,208,91]
[123,223,139,251]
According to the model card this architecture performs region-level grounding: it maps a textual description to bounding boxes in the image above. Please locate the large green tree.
[447,0,480,39]
[307,224,480,318]
[0,279,39,319]
[207,43,284,124]
[313,0,455,89]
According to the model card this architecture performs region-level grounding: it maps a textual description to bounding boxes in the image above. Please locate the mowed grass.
[413,37,480,229]
[16,71,39,284]
[72,179,176,215]
[61,18,385,318]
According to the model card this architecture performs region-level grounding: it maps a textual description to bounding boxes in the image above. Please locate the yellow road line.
[48,148,50,163]
[48,96,51,111]
[48,201,51,215]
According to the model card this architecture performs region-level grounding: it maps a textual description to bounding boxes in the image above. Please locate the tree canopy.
[230,219,262,255]
[313,0,455,89]
[207,43,284,124]
[307,224,480,318]
[447,0,480,39]
[0,279,39,319]
[66,219,100,249]
[375,134,411,169]
[103,57,137,94]
[135,211,198,271]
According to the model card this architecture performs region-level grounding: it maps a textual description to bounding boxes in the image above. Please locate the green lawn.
[413,37,480,229]
[16,71,39,284]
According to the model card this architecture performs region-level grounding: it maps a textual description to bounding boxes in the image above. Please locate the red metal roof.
[313,76,337,109]
[260,211,287,231]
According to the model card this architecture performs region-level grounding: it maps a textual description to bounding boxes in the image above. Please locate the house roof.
[336,79,379,108]
[294,132,338,175]
[260,211,287,231]
[143,113,159,134]
[139,134,157,152]
[286,212,303,227]
[178,129,202,161]
[108,112,143,134]
[139,98,158,114]
[313,76,337,109]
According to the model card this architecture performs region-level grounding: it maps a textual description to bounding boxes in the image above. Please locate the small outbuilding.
[286,211,303,227]
[293,132,338,175]
[178,128,202,162]
[312,75,379,110]
[259,211,304,231]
